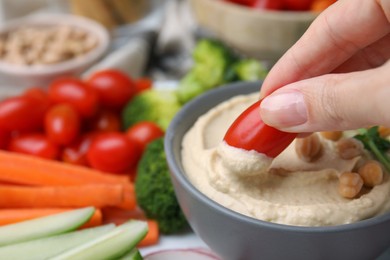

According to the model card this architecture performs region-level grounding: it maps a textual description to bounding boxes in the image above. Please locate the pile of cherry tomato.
[0,69,164,176]
[225,0,337,12]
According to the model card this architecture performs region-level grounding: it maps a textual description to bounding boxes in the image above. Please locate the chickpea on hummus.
[181,93,390,226]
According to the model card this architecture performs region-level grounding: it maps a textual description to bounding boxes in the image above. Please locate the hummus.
[181,93,390,226]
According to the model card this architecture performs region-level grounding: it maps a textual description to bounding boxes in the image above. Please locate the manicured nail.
[260,91,308,127]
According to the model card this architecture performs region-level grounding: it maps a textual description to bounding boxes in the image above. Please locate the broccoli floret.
[177,73,206,104]
[122,89,181,131]
[135,138,188,234]
[177,39,237,104]
[234,59,268,81]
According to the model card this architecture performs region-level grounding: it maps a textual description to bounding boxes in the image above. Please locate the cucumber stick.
[51,220,148,260]
[0,207,95,246]
[0,224,115,260]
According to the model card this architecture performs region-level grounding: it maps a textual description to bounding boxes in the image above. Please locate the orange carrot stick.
[116,183,136,210]
[0,208,102,228]
[139,220,159,247]
[80,208,102,228]
[0,184,125,208]
[102,207,146,225]
[0,150,129,186]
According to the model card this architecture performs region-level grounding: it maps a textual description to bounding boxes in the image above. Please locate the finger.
[260,0,390,98]
[259,61,390,132]
[334,33,390,73]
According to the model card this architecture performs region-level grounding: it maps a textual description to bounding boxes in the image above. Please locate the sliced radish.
[144,248,220,260]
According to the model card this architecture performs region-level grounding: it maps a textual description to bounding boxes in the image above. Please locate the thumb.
[259,62,390,133]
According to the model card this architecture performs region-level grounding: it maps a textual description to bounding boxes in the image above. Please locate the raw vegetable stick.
[0,208,102,228]
[116,183,137,210]
[0,150,129,186]
[0,184,125,208]
[102,207,146,225]
[138,220,159,247]
[80,209,103,228]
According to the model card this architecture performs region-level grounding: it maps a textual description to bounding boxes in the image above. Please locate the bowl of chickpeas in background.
[165,81,390,260]
[190,0,324,61]
[0,14,110,93]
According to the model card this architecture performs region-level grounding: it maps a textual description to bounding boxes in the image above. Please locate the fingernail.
[260,91,308,127]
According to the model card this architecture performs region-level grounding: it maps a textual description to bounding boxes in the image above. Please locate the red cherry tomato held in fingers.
[44,104,80,146]
[88,109,121,132]
[87,132,141,173]
[224,100,297,158]
[283,0,313,10]
[48,78,99,118]
[251,0,284,10]
[62,133,96,166]
[0,94,49,132]
[8,133,60,160]
[126,121,164,152]
[87,69,136,110]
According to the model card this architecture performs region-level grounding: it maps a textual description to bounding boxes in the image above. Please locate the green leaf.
[354,126,390,173]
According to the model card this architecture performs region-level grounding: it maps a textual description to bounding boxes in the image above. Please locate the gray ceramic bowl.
[165,82,390,260]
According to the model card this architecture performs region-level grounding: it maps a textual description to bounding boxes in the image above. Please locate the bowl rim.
[165,81,390,234]
[0,13,110,76]
[191,0,318,21]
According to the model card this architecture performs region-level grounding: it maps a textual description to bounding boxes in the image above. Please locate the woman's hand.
[259,0,390,132]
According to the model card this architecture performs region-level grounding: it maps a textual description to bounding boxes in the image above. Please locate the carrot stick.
[138,220,159,247]
[102,207,146,225]
[0,150,129,186]
[116,183,136,210]
[0,208,102,228]
[80,208,102,228]
[0,184,125,208]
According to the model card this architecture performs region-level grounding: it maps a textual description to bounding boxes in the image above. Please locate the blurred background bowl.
[165,81,390,260]
[190,0,316,61]
[0,13,110,93]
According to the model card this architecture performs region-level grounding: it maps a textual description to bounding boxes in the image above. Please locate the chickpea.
[336,138,364,159]
[295,134,322,162]
[378,126,390,138]
[358,160,383,187]
[320,131,343,141]
[338,172,363,199]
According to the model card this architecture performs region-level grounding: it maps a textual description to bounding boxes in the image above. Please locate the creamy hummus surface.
[181,93,390,226]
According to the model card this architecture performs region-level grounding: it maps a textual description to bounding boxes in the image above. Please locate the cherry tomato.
[251,0,284,10]
[87,69,136,110]
[44,104,80,146]
[8,133,60,160]
[62,133,96,166]
[224,100,297,158]
[88,109,121,132]
[24,87,48,100]
[0,94,49,132]
[87,132,141,173]
[225,0,255,6]
[283,0,313,10]
[310,0,336,12]
[0,128,9,149]
[48,78,99,118]
[134,78,152,94]
[126,121,164,152]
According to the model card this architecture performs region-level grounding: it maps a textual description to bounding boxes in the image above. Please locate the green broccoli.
[122,89,181,131]
[234,59,268,81]
[177,39,269,104]
[177,39,237,104]
[176,72,206,104]
[135,138,188,234]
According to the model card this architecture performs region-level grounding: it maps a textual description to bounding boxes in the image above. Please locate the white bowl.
[190,0,317,61]
[0,14,110,95]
